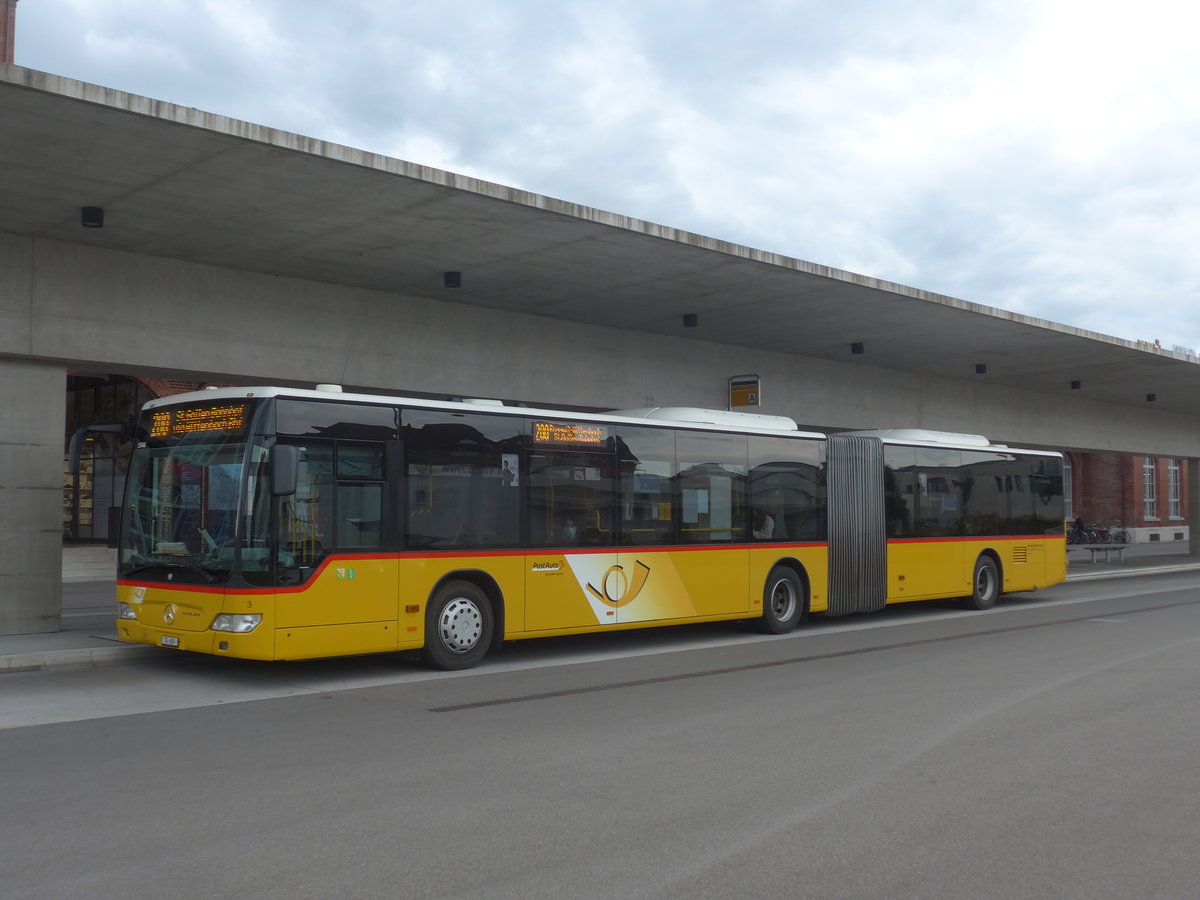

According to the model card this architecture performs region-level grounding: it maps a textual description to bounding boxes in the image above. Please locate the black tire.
[421,580,494,670]
[757,566,805,634]
[963,556,1000,611]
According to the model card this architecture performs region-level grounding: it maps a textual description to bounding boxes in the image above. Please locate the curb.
[1,643,162,674]
[1065,563,1200,583]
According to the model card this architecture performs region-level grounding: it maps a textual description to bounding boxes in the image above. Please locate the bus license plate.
[161,635,180,648]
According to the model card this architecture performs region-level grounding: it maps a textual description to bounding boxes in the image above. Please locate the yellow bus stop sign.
[729,375,761,408]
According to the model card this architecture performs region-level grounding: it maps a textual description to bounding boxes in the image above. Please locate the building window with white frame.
[1063,456,1074,521]
[1143,456,1158,520]
[1168,458,1181,518]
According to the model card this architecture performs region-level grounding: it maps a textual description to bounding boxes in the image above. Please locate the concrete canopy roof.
[4,63,1200,415]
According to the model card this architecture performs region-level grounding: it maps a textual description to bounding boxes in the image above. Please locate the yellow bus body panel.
[887,536,1066,603]
[115,582,271,659]
[116,538,1062,661]
[887,539,968,601]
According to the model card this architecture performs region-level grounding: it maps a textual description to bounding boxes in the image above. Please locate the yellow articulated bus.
[110,385,1066,669]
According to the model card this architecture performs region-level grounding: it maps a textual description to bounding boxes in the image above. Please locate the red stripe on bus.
[117,542,831,595]
[887,535,1065,545]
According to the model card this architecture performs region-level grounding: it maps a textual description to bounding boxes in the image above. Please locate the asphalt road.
[4,573,1200,899]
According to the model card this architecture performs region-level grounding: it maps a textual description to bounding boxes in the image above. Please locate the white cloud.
[12,0,1200,348]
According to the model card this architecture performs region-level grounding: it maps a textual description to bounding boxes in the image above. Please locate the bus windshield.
[118,431,270,584]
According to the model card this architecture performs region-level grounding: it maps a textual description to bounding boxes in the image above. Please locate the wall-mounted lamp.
[1147,393,1157,402]
[975,363,988,374]
[443,271,462,288]
[81,206,104,228]
[682,313,698,328]
[1070,380,1082,390]
[850,342,864,354]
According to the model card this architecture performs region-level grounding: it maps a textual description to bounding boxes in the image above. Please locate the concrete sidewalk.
[3,544,1199,673]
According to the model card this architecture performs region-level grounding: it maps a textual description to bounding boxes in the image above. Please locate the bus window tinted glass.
[884,446,916,538]
[402,409,523,549]
[676,432,747,543]
[279,444,335,571]
[337,483,382,547]
[616,426,676,545]
[917,448,963,536]
[528,450,616,546]
[276,400,398,440]
[961,451,1015,535]
[748,436,826,541]
[275,439,387,585]
[1031,456,1065,533]
[337,444,384,480]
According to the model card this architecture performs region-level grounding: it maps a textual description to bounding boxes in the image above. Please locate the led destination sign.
[149,403,249,439]
[532,421,608,446]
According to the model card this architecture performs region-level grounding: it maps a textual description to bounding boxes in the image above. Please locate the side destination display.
[532,421,608,445]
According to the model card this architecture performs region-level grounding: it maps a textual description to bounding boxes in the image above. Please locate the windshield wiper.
[123,556,221,584]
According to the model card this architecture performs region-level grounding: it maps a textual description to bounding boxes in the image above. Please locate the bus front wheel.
[757,567,805,634]
[964,556,1000,611]
[422,580,494,670]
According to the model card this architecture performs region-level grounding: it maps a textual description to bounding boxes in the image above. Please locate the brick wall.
[1070,452,1189,538]
[1,1,19,65]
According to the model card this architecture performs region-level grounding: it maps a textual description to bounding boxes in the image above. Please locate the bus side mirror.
[270,444,299,496]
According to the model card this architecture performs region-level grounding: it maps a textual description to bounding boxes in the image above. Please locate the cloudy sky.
[14,0,1200,352]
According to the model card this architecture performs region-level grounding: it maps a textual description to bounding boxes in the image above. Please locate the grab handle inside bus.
[270,444,299,495]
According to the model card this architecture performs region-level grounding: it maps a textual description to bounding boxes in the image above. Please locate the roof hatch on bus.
[610,406,799,431]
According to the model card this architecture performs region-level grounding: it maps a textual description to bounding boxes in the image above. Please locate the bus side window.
[401,409,523,550]
[748,435,826,542]
[884,446,916,538]
[676,432,747,543]
[528,451,616,547]
[915,448,963,537]
[615,426,676,546]
[335,444,384,548]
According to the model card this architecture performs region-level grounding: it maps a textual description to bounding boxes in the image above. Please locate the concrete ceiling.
[4,64,1200,415]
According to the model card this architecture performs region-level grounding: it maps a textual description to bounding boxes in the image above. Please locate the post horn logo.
[586,561,651,608]
[163,603,177,625]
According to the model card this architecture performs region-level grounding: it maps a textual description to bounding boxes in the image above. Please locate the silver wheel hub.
[977,567,995,600]
[769,579,797,620]
[437,597,484,653]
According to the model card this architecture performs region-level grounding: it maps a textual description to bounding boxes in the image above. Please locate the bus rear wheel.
[757,566,805,634]
[963,556,1000,611]
[422,580,494,670]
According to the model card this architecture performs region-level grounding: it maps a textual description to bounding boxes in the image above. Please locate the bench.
[1077,544,1127,563]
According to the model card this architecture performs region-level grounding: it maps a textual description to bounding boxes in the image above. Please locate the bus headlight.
[211,613,262,633]
[117,602,138,621]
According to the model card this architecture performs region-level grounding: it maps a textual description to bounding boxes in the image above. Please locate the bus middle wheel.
[757,566,805,634]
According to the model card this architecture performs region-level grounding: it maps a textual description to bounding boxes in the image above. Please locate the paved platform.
[3,544,1198,673]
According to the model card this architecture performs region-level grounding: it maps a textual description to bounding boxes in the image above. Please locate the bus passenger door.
[273,441,399,656]
[524,448,619,632]
[616,447,751,625]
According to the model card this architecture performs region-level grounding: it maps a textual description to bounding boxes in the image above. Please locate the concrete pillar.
[0,358,65,634]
